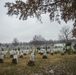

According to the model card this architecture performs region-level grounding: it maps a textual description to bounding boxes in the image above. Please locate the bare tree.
[59,26,72,42]
[4,0,76,36]
[29,35,45,46]
[4,0,76,23]
[12,38,19,46]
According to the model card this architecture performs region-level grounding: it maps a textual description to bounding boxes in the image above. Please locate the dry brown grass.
[0,53,76,75]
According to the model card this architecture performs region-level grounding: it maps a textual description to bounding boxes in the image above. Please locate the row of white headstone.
[9,49,31,56]
[0,50,8,55]
[0,48,65,64]
[0,50,8,63]
[0,49,46,64]
[37,48,65,54]
[0,49,35,64]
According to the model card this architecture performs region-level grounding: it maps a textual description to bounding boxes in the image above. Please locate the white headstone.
[13,55,18,59]
[0,55,4,59]
[30,52,34,61]
[12,55,18,64]
[43,49,47,56]
[50,50,54,53]
[17,51,19,55]
[10,50,14,55]
[20,52,23,55]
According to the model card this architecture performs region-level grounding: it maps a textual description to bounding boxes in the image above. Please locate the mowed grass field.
[0,52,76,75]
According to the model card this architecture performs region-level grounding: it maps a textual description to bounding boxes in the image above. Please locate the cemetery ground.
[0,53,76,75]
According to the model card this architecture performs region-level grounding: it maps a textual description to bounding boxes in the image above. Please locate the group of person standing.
[63,42,76,54]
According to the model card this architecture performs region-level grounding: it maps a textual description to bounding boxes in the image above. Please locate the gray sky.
[0,0,74,43]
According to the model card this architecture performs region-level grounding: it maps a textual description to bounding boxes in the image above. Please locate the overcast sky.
[0,0,74,43]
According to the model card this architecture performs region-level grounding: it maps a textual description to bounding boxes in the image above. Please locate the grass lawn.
[0,53,76,75]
